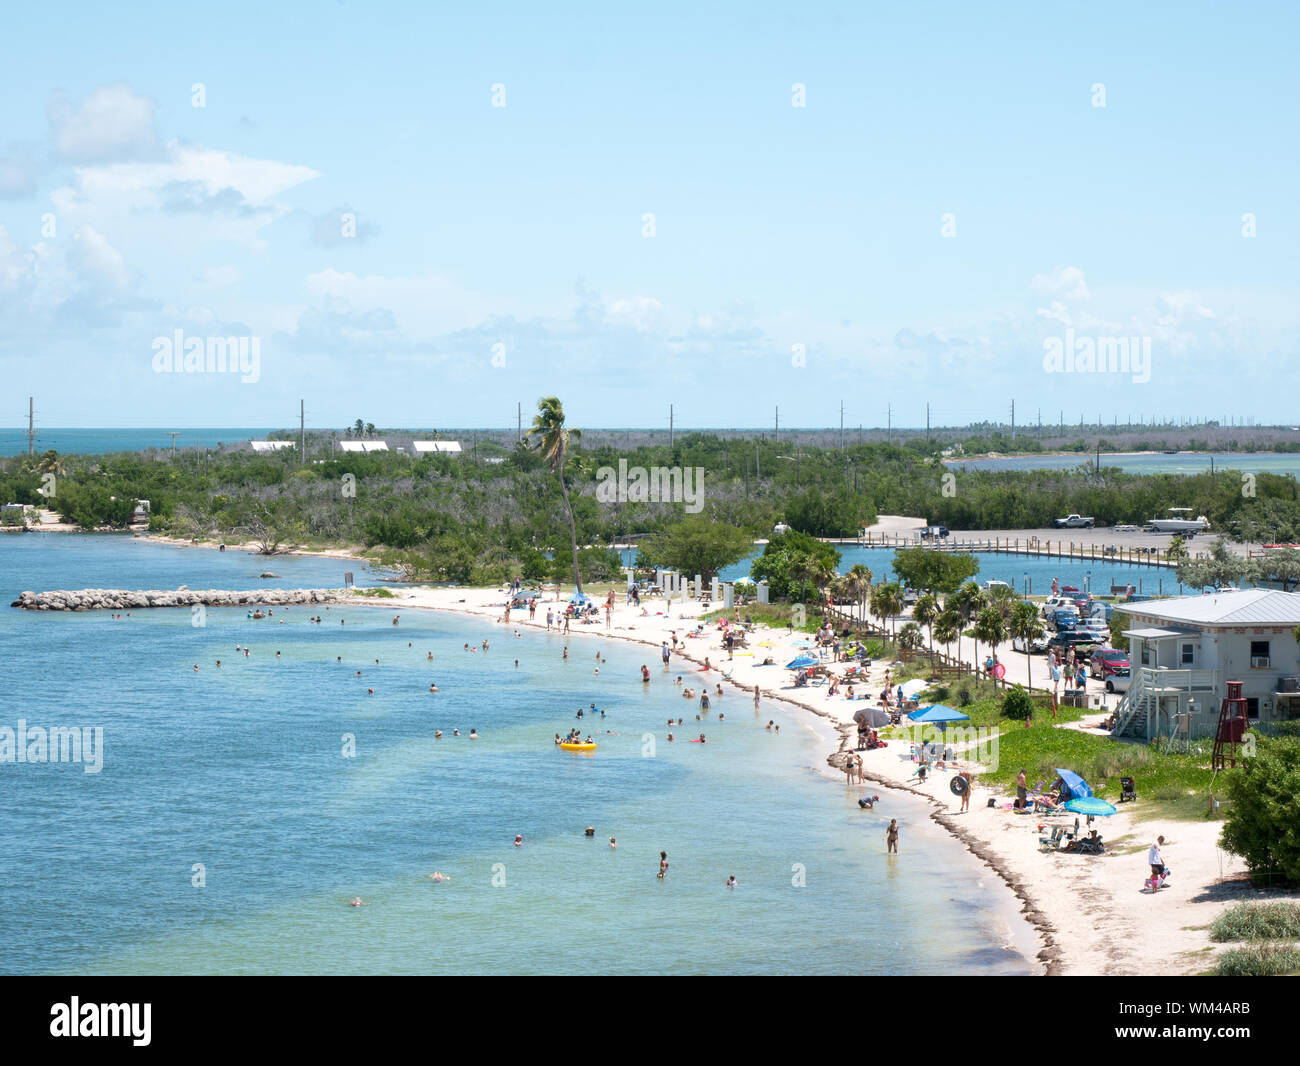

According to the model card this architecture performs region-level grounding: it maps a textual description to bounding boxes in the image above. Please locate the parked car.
[1049,608,1080,631]
[1091,648,1131,680]
[1046,632,1102,657]
[1040,595,1080,616]
[919,525,950,540]
[1012,633,1049,654]
[1104,670,1131,694]
[1053,514,1095,528]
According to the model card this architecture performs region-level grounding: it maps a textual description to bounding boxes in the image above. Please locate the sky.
[1,1,1297,432]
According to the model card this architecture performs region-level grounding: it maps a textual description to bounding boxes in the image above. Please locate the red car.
[1091,648,1131,679]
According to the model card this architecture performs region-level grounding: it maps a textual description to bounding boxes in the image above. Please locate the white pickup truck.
[1052,514,1095,528]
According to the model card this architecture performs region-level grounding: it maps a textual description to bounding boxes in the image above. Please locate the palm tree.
[353,419,365,438]
[949,581,986,673]
[934,610,963,667]
[913,593,940,669]
[524,396,584,595]
[898,622,925,653]
[1010,600,1046,692]
[364,422,376,439]
[868,583,891,638]
[974,606,1008,687]
[844,564,873,624]
[36,450,67,478]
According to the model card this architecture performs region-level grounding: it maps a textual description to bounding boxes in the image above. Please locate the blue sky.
[1,1,1296,431]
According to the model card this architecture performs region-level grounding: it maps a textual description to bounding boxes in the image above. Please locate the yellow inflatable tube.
[560,742,597,752]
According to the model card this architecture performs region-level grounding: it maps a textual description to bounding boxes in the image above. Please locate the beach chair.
[1119,776,1137,803]
[1038,825,1069,852]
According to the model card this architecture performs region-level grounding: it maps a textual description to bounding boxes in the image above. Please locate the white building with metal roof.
[1112,590,1300,739]
[412,441,462,454]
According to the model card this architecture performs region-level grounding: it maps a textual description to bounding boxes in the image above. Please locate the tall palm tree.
[974,606,1008,687]
[1010,600,1046,692]
[353,418,365,438]
[950,581,986,674]
[913,593,940,668]
[934,610,962,667]
[524,397,584,595]
[845,564,873,624]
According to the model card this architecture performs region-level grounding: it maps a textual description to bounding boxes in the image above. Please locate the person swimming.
[514,834,523,847]
[726,876,736,889]
[428,871,450,882]
[585,826,595,837]
[469,729,478,739]
[348,897,365,907]
[435,730,443,738]
[609,837,617,848]
[429,682,438,692]
[453,728,460,736]
[658,851,669,879]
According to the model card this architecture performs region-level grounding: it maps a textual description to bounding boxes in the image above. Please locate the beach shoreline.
[21,531,1274,975]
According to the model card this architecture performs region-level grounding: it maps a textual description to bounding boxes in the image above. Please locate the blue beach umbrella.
[786,656,818,669]
[1054,768,1093,799]
[1064,796,1117,817]
[907,704,970,725]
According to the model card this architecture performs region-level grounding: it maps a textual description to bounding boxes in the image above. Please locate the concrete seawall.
[10,588,349,611]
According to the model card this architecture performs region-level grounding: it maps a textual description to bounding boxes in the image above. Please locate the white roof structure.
[250,440,295,452]
[412,441,462,454]
[1116,589,1300,627]
[338,441,389,453]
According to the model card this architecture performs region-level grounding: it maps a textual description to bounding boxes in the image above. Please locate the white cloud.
[70,226,133,295]
[1031,266,1091,303]
[48,84,159,163]
[197,265,242,287]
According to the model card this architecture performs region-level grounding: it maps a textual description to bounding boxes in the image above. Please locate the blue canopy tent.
[1055,768,1093,800]
[908,704,970,725]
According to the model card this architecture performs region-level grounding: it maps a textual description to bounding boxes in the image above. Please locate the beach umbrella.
[907,704,970,724]
[733,576,755,585]
[1064,797,1117,817]
[853,707,891,729]
[785,656,818,669]
[898,678,928,699]
[1054,768,1093,799]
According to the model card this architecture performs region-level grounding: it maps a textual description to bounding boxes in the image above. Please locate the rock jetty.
[11,588,348,611]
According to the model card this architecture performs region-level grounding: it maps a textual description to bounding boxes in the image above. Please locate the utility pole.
[517,402,521,444]
[839,400,844,451]
[755,442,761,479]
[887,403,891,443]
[926,403,930,443]
[300,399,306,463]
[774,406,779,440]
[670,404,674,449]
[1010,399,1015,441]
[27,396,35,455]
[167,432,181,455]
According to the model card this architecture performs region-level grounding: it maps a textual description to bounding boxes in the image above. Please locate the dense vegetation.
[5,419,1300,588]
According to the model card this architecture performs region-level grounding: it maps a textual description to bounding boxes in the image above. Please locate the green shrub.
[1220,736,1300,884]
[1210,902,1300,942]
[956,685,973,707]
[1001,686,1035,720]
[1214,944,1300,976]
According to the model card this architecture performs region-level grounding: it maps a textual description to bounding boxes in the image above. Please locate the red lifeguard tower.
[1211,680,1250,770]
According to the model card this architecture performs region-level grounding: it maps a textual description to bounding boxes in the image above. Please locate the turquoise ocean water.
[0,535,1035,975]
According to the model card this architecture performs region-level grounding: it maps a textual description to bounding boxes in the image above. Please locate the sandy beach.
[356,578,1285,976]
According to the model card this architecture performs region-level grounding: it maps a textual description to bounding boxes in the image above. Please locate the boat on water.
[1146,508,1210,533]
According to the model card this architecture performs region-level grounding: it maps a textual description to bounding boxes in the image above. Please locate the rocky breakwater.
[11,588,349,611]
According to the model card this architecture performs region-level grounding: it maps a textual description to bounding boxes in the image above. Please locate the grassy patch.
[700,603,822,635]
[1213,943,1300,976]
[352,587,396,598]
[1210,903,1300,943]
[975,722,1227,820]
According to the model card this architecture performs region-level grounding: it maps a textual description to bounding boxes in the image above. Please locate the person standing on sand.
[1148,835,1166,882]
[1015,769,1028,810]
[886,820,899,853]
[754,684,761,710]
[958,769,972,812]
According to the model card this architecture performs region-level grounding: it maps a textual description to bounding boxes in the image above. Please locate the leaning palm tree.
[1010,600,1046,692]
[524,396,584,595]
